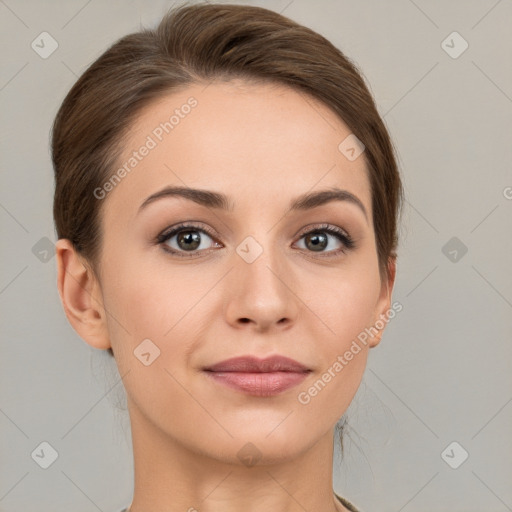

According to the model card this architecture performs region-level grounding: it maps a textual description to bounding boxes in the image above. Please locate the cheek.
[101,249,210,370]
[294,282,375,428]
[298,260,380,405]
[325,286,373,381]
[338,285,378,347]
[100,261,195,412]
[307,261,381,348]
[99,247,166,353]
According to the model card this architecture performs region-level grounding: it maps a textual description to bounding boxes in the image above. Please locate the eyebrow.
[138,185,368,221]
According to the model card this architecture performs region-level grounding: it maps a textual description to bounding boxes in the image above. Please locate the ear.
[55,239,111,350]
[368,256,397,348]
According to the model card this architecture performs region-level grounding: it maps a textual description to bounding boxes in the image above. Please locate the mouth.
[202,355,312,397]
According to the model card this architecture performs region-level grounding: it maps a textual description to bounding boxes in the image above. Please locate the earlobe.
[55,239,111,350]
[369,257,397,348]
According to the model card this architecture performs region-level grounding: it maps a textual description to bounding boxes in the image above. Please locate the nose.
[223,240,300,333]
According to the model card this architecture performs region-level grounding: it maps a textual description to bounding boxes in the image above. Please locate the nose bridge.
[235,229,286,294]
[224,226,299,330]
[231,208,280,269]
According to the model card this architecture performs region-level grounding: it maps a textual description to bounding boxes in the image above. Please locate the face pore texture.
[58,78,395,509]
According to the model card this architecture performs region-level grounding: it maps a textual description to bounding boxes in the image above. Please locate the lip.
[203,355,311,397]
[204,355,310,373]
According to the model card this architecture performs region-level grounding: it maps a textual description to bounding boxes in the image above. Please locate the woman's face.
[91,80,394,463]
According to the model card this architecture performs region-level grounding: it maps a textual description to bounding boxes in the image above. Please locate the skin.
[56,79,396,512]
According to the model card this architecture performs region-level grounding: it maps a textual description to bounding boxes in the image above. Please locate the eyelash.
[155,222,356,259]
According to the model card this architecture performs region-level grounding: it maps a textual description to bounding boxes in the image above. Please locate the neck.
[124,400,345,512]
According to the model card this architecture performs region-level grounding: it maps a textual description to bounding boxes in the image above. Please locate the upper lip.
[203,355,311,373]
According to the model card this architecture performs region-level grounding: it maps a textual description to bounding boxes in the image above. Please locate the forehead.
[104,79,372,222]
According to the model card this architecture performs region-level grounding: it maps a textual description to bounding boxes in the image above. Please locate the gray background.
[1,0,511,511]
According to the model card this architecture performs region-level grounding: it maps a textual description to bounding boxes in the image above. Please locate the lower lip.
[204,371,309,397]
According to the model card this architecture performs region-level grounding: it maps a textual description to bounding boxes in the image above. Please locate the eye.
[294,224,355,256]
[156,223,221,258]
[155,222,355,258]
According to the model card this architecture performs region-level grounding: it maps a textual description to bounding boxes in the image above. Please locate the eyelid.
[156,221,219,243]
[295,222,351,240]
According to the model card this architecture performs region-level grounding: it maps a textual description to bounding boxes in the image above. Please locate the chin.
[203,427,319,467]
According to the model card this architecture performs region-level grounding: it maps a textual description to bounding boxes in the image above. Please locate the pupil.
[307,232,327,251]
[178,230,201,250]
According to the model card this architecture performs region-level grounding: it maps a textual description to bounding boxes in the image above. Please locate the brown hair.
[52,2,403,363]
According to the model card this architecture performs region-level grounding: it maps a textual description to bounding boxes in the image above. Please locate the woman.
[52,3,403,511]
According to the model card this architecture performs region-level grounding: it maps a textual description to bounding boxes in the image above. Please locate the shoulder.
[334,492,362,512]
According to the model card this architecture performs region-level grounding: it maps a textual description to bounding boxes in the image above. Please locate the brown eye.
[157,223,221,257]
[295,224,355,256]
[304,232,328,252]
[175,230,202,251]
